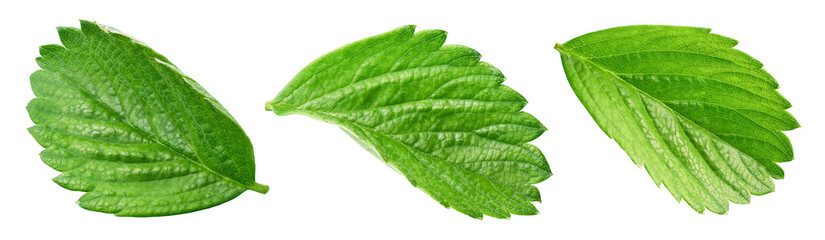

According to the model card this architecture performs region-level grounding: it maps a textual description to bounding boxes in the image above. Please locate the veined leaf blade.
[27,20,268,217]
[267,26,550,219]
[556,25,797,214]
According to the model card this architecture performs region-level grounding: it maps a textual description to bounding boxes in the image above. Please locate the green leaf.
[27,20,268,217]
[267,26,550,219]
[555,25,798,214]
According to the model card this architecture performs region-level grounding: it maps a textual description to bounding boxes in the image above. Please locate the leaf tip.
[78,19,101,32]
[77,19,93,24]
[399,24,416,31]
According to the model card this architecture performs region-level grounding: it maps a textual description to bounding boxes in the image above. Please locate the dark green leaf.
[27,20,268,217]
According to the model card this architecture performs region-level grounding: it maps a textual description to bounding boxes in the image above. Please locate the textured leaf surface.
[27,20,268,217]
[267,26,550,219]
[555,25,798,214]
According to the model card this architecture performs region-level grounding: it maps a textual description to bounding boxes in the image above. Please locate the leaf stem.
[249,182,270,194]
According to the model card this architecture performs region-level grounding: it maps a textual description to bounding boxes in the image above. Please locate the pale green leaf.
[556,25,798,214]
[27,20,268,217]
[267,26,550,219]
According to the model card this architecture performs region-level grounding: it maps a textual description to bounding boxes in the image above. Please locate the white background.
[1,0,822,239]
